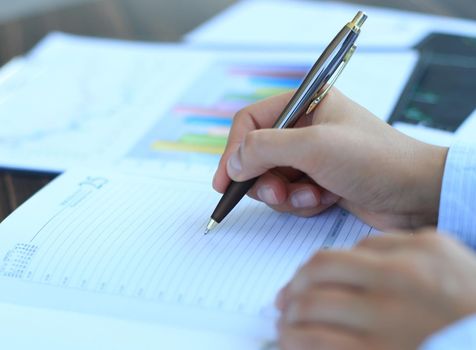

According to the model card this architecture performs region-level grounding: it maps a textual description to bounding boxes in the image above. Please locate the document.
[186,0,476,50]
[0,166,376,348]
[0,32,416,173]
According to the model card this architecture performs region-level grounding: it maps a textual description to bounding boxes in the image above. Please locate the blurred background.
[1,0,475,66]
[0,0,475,219]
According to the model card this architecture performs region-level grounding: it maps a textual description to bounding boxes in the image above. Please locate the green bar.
[255,87,293,95]
[225,87,293,102]
[180,134,228,148]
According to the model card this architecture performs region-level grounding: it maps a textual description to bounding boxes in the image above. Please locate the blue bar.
[250,77,303,88]
[185,116,233,127]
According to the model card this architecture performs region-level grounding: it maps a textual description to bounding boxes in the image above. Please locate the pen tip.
[205,219,218,234]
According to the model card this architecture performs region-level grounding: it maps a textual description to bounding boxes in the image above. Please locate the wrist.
[408,143,449,228]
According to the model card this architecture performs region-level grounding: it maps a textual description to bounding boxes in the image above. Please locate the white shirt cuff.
[438,140,476,249]
[419,314,476,350]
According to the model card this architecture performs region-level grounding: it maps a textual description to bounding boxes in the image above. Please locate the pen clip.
[305,44,357,115]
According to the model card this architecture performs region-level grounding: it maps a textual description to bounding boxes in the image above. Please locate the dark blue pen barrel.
[211,178,257,223]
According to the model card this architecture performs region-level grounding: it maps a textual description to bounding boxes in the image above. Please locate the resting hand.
[276,231,476,350]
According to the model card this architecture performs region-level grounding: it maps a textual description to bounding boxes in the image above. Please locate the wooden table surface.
[0,0,475,220]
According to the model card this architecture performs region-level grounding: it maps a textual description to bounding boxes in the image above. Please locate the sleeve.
[419,314,476,350]
[438,140,476,249]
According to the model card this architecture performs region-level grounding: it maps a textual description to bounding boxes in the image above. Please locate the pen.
[205,11,367,234]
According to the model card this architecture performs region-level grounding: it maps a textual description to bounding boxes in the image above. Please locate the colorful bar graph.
[129,62,309,160]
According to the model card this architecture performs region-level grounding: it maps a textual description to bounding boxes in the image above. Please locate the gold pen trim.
[305,44,357,115]
[346,10,367,33]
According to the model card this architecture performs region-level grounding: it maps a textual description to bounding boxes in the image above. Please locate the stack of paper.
[0,32,416,173]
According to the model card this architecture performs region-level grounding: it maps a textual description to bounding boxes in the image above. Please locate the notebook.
[0,166,376,348]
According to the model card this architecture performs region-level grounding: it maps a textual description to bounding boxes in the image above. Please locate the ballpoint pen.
[205,11,368,234]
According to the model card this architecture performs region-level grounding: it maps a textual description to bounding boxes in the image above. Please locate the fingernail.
[227,152,242,178]
[257,185,279,205]
[321,191,339,205]
[290,190,318,208]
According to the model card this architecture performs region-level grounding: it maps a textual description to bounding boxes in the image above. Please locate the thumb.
[227,126,320,181]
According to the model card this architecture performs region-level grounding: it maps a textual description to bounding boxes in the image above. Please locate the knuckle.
[294,290,317,312]
[279,329,315,350]
[242,130,261,154]
[243,130,274,165]
[380,259,420,284]
[233,109,249,124]
[278,328,294,350]
[380,259,404,275]
[355,236,375,248]
[317,288,358,313]
[306,251,334,269]
[292,251,337,290]
[413,232,446,251]
[318,288,347,305]
[280,325,344,350]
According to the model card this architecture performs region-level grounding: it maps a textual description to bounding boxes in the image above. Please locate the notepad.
[0,167,376,347]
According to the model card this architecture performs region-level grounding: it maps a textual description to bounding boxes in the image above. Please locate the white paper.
[0,33,214,173]
[0,32,416,173]
[0,167,376,347]
[186,0,476,50]
[0,302,257,350]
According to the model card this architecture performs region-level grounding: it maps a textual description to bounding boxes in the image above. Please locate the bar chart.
[129,61,308,162]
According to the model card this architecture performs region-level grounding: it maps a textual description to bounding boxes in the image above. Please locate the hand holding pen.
[210,11,448,233]
[206,11,367,233]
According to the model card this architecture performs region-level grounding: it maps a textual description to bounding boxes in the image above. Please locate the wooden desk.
[0,0,474,219]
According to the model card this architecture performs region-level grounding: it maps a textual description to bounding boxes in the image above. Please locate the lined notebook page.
[0,168,375,337]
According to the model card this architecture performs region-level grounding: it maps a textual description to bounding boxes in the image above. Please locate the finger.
[249,178,320,210]
[355,233,413,252]
[269,183,334,217]
[213,92,295,193]
[289,250,383,294]
[247,171,289,206]
[215,88,361,191]
[269,166,304,183]
[235,166,305,202]
[283,287,377,333]
[248,176,339,216]
[279,323,367,350]
[226,126,322,182]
